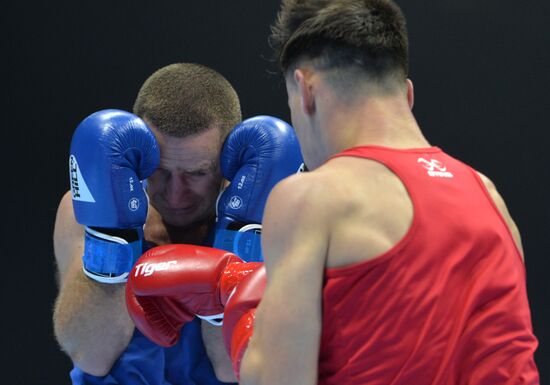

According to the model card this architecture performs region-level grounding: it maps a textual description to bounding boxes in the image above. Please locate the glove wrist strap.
[213,222,263,262]
[196,313,225,326]
[82,226,142,284]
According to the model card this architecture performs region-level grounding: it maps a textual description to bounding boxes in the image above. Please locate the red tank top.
[318,146,539,385]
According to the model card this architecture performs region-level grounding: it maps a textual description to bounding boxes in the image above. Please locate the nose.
[165,174,193,207]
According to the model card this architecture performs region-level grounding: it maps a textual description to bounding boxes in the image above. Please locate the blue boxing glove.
[214,116,304,262]
[69,109,160,283]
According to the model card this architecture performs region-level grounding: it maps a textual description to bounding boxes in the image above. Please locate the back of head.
[133,63,242,138]
[270,0,409,95]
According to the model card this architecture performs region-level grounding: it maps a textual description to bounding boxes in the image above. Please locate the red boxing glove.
[222,266,267,379]
[125,244,261,347]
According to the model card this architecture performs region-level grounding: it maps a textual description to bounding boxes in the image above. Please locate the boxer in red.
[227,0,540,384]
[123,1,540,384]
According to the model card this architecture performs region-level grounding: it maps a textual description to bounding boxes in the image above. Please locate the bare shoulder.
[476,171,524,259]
[477,172,499,195]
[262,171,334,269]
[320,156,414,267]
[264,157,414,270]
[476,172,513,222]
[264,171,327,230]
[53,191,84,282]
[264,168,340,224]
[311,155,413,220]
[267,157,411,231]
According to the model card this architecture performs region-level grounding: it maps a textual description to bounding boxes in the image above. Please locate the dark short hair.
[270,0,409,83]
[133,63,242,138]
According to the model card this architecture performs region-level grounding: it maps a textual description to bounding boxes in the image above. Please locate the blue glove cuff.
[82,226,143,284]
[213,224,264,262]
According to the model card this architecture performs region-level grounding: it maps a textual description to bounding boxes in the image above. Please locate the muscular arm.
[240,175,328,385]
[52,191,134,376]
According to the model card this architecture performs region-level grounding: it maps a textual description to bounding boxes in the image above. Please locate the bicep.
[53,191,85,284]
[241,177,328,385]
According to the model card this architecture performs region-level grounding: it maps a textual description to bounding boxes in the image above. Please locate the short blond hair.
[133,63,241,138]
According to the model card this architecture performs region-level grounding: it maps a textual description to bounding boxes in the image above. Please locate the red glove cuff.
[219,262,263,305]
[222,266,266,379]
[230,309,256,380]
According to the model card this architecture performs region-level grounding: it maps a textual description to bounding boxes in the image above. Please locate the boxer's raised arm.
[52,110,159,376]
[240,173,329,385]
[53,191,84,282]
[53,192,135,376]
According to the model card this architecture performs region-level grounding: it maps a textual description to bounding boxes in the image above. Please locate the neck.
[145,204,215,246]
[319,92,430,159]
[163,216,215,244]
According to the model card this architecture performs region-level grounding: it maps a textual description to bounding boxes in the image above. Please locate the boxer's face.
[146,123,223,227]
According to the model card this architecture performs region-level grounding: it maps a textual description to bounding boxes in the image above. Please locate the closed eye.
[188,170,207,177]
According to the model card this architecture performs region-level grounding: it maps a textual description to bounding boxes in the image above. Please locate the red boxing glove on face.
[222,266,267,379]
[125,244,261,347]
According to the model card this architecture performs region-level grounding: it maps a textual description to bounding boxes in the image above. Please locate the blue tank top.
[70,319,230,385]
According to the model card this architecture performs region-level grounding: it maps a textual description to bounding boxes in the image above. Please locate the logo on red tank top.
[417,158,454,178]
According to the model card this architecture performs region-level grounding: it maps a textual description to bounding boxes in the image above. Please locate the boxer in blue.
[53,63,303,384]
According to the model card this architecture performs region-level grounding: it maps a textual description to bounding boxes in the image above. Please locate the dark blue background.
[3,1,548,383]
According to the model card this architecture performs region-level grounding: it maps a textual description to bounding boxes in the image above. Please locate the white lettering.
[68,155,96,202]
[237,175,246,190]
[417,157,454,178]
[70,156,80,198]
[133,261,178,277]
[427,170,454,178]
[133,262,146,277]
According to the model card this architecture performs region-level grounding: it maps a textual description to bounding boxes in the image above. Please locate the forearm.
[237,313,319,385]
[53,259,134,376]
[202,320,237,383]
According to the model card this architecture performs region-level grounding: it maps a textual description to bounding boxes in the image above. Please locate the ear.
[406,79,414,110]
[294,69,315,116]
